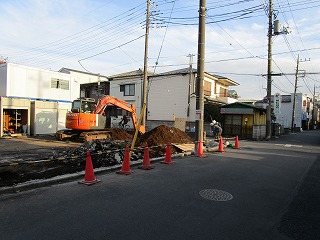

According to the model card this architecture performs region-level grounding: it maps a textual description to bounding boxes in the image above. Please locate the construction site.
[0,125,202,188]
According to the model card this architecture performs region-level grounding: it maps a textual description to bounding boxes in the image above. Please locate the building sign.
[195,109,202,120]
[274,93,281,114]
[281,95,291,102]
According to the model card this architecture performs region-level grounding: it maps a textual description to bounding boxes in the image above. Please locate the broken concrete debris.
[0,125,193,188]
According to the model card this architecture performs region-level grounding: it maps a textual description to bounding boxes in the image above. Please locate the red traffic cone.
[234,135,240,149]
[196,139,205,158]
[79,151,101,185]
[218,136,225,153]
[117,146,132,175]
[138,143,154,170]
[161,143,174,164]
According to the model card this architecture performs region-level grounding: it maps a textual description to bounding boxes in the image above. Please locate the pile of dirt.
[108,128,133,140]
[137,125,192,146]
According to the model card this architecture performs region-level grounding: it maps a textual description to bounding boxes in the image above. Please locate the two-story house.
[109,68,239,131]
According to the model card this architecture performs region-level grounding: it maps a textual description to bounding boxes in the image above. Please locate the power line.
[78,35,145,62]
[9,2,146,56]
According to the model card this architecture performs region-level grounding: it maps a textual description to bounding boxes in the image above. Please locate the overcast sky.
[1,0,319,100]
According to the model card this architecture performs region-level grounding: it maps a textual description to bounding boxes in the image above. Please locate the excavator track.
[55,129,80,141]
[79,131,112,142]
[55,130,112,142]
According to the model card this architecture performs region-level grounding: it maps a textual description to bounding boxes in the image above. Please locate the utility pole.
[312,83,316,127]
[195,0,206,151]
[142,0,151,128]
[290,57,310,132]
[266,0,273,140]
[187,54,195,117]
[291,55,299,132]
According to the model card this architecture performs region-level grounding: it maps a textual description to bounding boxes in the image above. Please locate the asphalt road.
[0,131,319,240]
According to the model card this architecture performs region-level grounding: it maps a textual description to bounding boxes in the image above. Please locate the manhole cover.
[199,189,233,201]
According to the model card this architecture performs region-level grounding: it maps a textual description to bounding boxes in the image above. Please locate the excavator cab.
[71,98,96,114]
[66,98,104,131]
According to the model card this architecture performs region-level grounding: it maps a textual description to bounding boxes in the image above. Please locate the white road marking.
[275,144,303,148]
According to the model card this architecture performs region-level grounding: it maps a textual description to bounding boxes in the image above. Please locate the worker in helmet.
[210,120,222,139]
[119,115,129,128]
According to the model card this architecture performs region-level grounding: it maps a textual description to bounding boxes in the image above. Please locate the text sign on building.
[274,93,281,114]
[195,109,202,120]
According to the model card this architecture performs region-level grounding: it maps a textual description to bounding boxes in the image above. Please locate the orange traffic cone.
[234,135,240,149]
[196,139,205,157]
[218,136,225,153]
[117,146,132,175]
[79,151,101,185]
[138,143,154,170]
[161,143,174,164]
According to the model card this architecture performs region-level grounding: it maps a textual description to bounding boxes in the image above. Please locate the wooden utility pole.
[187,54,195,117]
[195,0,206,151]
[266,0,273,140]
[312,83,316,127]
[142,0,150,129]
[291,55,299,132]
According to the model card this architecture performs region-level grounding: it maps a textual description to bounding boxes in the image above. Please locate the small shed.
[1,97,30,136]
[220,102,266,140]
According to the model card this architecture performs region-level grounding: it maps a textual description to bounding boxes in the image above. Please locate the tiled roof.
[109,69,154,79]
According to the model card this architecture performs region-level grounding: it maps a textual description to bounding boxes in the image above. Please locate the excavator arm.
[94,95,145,134]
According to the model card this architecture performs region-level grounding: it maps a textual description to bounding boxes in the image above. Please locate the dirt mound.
[108,128,133,140]
[137,125,192,146]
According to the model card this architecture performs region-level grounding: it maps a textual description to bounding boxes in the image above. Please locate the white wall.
[6,63,73,102]
[275,93,310,128]
[148,75,189,121]
[108,71,235,124]
[109,76,143,119]
[0,64,8,96]
[58,102,72,130]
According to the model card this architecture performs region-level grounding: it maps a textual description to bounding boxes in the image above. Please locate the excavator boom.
[94,95,144,134]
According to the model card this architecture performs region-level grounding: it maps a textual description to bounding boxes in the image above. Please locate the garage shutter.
[35,108,58,134]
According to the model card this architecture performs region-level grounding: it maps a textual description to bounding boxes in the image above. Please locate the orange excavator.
[56,95,145,141]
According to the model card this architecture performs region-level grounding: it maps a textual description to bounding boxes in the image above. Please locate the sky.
[0,0,319,100]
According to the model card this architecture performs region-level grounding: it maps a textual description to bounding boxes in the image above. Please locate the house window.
[51,78,69,90]
[120,84,135,96]
[204,80,211,96]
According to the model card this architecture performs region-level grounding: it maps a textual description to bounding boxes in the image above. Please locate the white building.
[273,93,313,130]
[0,63,104,137]
[109,68,239,131]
